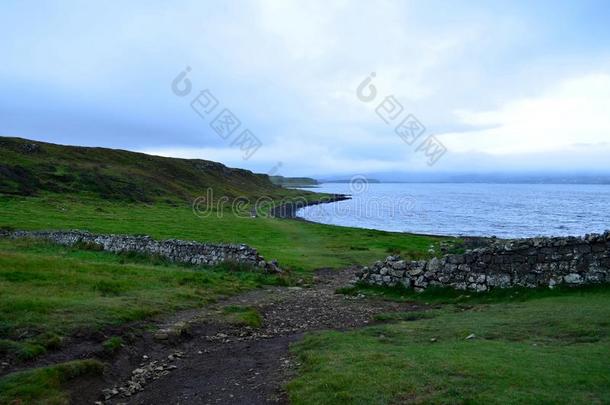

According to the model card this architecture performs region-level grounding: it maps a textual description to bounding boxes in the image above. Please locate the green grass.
[287,286,610,404]
[338,281,610,305]
[222,305,263,328]
[0,359,104,405]
[0,195,440,272]
[0,238,283,362]
[102,336,124,354]
[0,340,46,362]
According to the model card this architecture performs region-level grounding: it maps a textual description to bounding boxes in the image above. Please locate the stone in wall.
[1,230,281,273]
[357,231,610,292]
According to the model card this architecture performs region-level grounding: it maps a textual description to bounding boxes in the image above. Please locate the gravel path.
[72,268,424,404]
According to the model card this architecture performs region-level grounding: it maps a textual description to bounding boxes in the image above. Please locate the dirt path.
[71,268,424,404]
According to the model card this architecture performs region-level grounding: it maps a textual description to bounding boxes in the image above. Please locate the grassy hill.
[0,137,306,202]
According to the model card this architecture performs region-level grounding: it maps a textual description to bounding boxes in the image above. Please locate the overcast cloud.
[1,0,609,176]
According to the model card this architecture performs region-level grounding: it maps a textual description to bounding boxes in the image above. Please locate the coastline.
[270,193,465,240]
[269,193,351,219]
[272,193,507,245]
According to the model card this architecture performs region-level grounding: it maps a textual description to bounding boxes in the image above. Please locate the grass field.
[0,238,285,362]
[287,285,610,404]
[0,193,439,361]
[0,195,440,272]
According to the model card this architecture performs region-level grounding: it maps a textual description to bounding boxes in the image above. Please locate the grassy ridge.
[288,287,610,404]
[0,137,311,202]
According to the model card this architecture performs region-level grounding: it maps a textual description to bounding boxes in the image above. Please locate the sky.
[1,0,610,177]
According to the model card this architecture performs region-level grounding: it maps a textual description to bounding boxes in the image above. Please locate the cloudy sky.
[1,0,609,176]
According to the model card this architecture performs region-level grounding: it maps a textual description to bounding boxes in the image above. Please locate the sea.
[296,183,610,238]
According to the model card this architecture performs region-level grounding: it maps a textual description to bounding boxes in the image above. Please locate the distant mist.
[316,172,610,185]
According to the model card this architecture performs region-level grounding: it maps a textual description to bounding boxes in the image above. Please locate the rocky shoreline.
[269,194,351,219]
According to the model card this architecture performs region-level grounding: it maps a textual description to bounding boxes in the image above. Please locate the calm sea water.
[296,183,610,238]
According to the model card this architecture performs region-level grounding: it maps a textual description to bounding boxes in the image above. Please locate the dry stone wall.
[357,232,610,292]
[2,230,281,273]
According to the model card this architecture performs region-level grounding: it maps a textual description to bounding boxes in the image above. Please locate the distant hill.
[320,178,381,184]
[269,176,318,187]
[0,137,307,203]
[318,172,610,185]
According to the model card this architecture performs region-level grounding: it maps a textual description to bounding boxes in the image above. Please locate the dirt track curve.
[67,268,423,404]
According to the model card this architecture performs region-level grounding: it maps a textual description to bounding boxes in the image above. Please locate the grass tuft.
[222,305,263,328]
[102,336,123,354]
[0,359,104,405]
[0,339,46,361]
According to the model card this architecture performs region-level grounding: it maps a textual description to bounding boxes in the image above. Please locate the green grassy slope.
[0,136,310,202]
